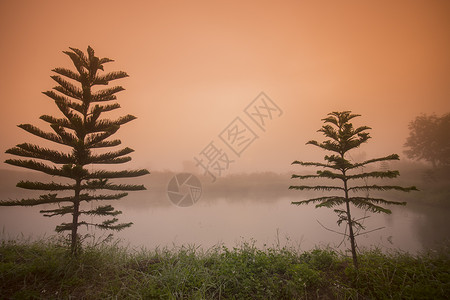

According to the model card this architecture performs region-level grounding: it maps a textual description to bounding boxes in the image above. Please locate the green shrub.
[0,237,448,299]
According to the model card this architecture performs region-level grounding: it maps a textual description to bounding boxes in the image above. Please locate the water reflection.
[0,170,449,253]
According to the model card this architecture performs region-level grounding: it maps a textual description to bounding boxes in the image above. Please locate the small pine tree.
[289,111,417,268]
[0,46,149,254]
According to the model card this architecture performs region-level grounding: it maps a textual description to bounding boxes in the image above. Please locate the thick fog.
[1,1,449,252]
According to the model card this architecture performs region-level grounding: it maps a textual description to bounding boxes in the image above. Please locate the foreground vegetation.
[0,237,449,299]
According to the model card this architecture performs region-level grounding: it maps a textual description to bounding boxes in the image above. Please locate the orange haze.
[1,0,449,173]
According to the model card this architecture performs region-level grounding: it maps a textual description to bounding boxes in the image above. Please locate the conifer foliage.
[1,46,149,254]
[289,111,417,268]
[404,112,450,168]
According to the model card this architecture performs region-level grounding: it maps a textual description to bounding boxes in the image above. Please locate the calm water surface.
[1,189,444,253]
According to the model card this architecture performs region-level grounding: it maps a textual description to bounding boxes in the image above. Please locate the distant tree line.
[404,112,450,168]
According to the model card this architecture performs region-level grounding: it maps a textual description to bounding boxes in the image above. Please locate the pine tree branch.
[324,155,353,170]
[18,179,145,192]
[324,111,361,124]
[83,193,129,201]
[92,86,125,102]
[82,180,147,191]
[316,220,348,237]
[291,160,338,170]
[334,209,349,227]
[0,193,70,206]
[93,71,129,85]
[85,131,120,148]
[50,125,78,146]
[291,174,321,179]
[43,91,84,114]
[291,170,345,180]
[79,205,122,216]
[350,198,393,214]
[353,126,371,135]
[16,181,74,191]
[317,170,345,180]
[355,215,370,222]
[86,147,134,164]
[52,67,82,83]
[85,106,109,126]
[6,143,74,164]
[5,160,88,179]
[96,220,133,231]
[57,219,130,233]
[12,192,129,205]
[63,51,88,77]
[53,99,83,126]
[74,219,133,231]
[5,159,68,177]
[18,124,65,146]
[316,197,346,208]
[55,223,74,232]
[40,115,74,130]
[68,47,89,68]
[93,157,132,164]
[321,115,338,126]
[349,154,400,169]
[40,205,74,217]
[42,90,72,106]
[99,57,114,64]
[87,46,96,64]
[85,169,150,179]
[307,140,341,153]
[88,103,121,116]
[319,125,339,141]
[347,170,400,180]
[289,185,344,191]
[96,156,131,165]
[348,185,418,192]
[342,134,370,152]
[349,196,406,207]
[51,75,83,100]
[292,196,342,206]
[88,115,137,134]
[354,226,385,237]
[87,139,122,149]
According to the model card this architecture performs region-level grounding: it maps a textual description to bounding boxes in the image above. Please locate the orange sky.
[1,0,449,174]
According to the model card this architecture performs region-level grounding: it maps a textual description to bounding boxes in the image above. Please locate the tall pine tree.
[0,46,149,254]
[289,111,417,268]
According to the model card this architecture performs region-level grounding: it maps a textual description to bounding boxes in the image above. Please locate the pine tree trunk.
[346,199,358,269]
[71,178,81,255]
[344,179,358,269]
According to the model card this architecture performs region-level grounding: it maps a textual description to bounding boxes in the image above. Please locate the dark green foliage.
[290,111,417,268]
[343,248,450,299]
[0,46,149,254]
[404,112,450,167]
[1,238,448,299]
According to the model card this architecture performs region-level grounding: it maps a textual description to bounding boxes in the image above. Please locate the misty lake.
[0,171,448,254]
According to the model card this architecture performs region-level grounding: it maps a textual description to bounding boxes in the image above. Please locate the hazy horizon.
[1,1,449,255]
[1,0,449,175]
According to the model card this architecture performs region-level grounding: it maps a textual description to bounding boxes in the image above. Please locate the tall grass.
[1,237,448,299]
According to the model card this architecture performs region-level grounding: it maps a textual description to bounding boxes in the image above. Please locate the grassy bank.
[0,238,449,299]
